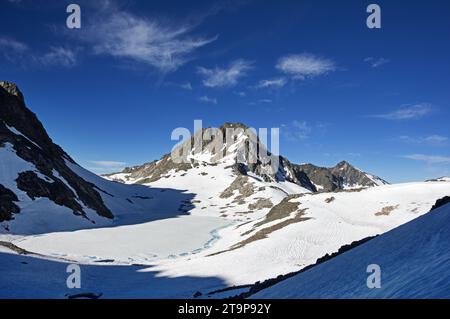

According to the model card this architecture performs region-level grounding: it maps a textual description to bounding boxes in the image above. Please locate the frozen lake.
[15,216,231,264]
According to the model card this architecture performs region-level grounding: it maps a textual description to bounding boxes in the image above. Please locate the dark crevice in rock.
[0,184,20,222]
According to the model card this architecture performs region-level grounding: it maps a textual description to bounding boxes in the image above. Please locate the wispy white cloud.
[370,103,432,120]
[398,135,448,146]
[0,37,78,68]
[39,47,78,67]
[276,53,336,80]
[364,57,390,68]
[253,77,287,89]
[197,59,253,88]
[281,120,312,141]
[248,99,272,105]
[403,154,450,165]
[90,161,127,167]
[0,37,28,53]
[198,95,217,104]
[180,82,193,90]
[280,120,329,141]
[87,160,127,174]
[80,11,217,73]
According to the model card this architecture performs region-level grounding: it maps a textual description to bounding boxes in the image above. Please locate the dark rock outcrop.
[295,163,340,192]
[295,161,387,192]
[431,196,450,211]
[0,184,20,222]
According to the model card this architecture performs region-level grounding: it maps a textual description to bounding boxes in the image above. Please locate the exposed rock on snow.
[0,184,19,222]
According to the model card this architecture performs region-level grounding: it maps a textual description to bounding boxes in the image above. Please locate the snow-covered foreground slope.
[252,201,450,299]
[0,245,229,299]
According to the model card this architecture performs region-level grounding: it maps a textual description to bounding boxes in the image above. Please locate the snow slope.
[8,180,450,295]
[0,152,198,234]
[144,181,450,286]
[252,201,450,299]
[0,245,228,299]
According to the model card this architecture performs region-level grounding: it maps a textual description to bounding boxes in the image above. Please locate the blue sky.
[1,0,450,182]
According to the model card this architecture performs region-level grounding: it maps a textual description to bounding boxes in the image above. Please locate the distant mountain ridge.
[426,177,450,182]
[107,123,388,192]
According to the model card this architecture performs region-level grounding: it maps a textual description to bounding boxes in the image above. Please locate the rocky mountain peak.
[333,161,360,173]
[335,160,351,168]
[0,81,24,101]
[0,80,63,157]
[219,122,250,131]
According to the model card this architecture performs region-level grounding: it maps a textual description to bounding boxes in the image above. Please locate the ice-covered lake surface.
[0,216,235,299]
[14,216,232,265]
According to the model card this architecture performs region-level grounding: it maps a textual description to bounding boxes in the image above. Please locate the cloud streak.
[364,57,390,68]
[281,120,312,141]
[253,77,287,89]
[370,103,432,120]
[0,37,28,53]
[0,37,78,68]
[403,154,450,165]
[87,160,127,174]
[197,59,253,88]
[276,53,336,80]
[80,11,217,73]
[90,161,127,167]
[198,95,218,104]
[398,135,448,146]
[39,47,78,67]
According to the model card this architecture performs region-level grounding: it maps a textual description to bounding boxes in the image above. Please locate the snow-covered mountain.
[106,124,388,193]
[251,198,450,299]
[426,176,450,182]
[0,81,194,234]
[0,81,110,221]
[295,161,387,191]
[1,81,449,299]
